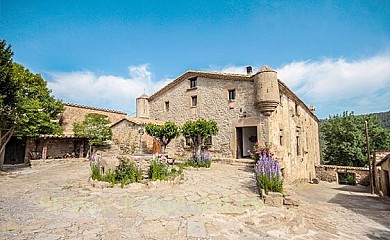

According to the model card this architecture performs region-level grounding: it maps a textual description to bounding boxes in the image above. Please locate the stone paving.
[1,159,390,239]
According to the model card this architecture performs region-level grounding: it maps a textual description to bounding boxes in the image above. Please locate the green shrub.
[91,164,102,181]
[148,158,182,181]
[90,160,142,186]
[115,160,142,185]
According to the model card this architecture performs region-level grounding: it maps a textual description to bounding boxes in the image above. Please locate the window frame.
[228,89,236,101]
[191,95,198,107]
[189,77,197,89]
[165,101,169,112]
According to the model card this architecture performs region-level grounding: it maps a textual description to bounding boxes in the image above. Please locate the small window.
[189,77,197,88]
[165,101,169,112]
[296,136,301,155]
[295,103,299,116]
[204,136,212,146]
[191,96,197,107]
[228,89,236,101]
[280,135,283,146]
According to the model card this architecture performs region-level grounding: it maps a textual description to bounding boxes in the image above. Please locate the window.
[204,136,212,146]
[165,101,169,112]
[295,103,299,116]
[191,96,197,107]
[296,136,301,155]
[228,89,236,101]
[280,135,283,146]
[189,77,197,88]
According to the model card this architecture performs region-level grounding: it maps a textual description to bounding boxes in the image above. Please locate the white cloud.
[208,64,250,74]
[276,54,390,118]
[47,64,170,115]
[48,55,390,118]
[208,54,390,118]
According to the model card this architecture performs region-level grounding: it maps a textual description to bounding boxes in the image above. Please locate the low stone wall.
[315,165,369,186]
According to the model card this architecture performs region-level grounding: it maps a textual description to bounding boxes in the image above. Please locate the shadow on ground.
[334,184,371,193]
[366,227,390,240]
[328,189,390,229]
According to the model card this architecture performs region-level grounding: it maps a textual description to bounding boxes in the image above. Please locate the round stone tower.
[254,65,280,116]
[136,94,149,118]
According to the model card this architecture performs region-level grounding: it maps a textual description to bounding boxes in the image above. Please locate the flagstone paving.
[1,159,389,239]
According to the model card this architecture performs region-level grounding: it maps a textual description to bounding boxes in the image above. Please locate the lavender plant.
[251,142,283,194]
[186,149,212,168]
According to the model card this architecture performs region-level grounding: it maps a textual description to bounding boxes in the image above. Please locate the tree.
[12,63,64,137]
[1,40,64,168]
[73,113,113,154]
[0,40,18,168]
[181,119,219,158]
[144,121,180,154]
[0,40,18,130]
[321,112,390,167]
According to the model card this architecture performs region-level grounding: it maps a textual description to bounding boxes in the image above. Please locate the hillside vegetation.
[372,111,390,129]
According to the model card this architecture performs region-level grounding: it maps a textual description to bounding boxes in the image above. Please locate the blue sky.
[2,0,390,118]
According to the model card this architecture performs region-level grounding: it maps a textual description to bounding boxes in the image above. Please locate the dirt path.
[1,159,389,239]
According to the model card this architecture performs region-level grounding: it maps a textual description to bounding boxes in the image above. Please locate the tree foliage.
[321,112,390,167]
[144,121,180,153]
[12,63,64,137]
[0,40,18,130]
[1,40,64,167]
[73,113,113,146]
[181,119,219,158]
[1,40,64,136]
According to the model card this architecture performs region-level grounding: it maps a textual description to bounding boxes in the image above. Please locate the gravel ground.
[0,159,389,239]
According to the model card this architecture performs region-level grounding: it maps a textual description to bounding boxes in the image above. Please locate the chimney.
[309,105,316,113]
[246,66,253,76]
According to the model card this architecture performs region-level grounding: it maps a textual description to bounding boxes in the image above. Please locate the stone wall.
[25,138,87,161]
[374,151,390,196]
[315,165,370,186]
[147,69,320,183]
[269,91,320,184]
[111,120,154,154]
[61,103,127,135]
[374,150,390,194]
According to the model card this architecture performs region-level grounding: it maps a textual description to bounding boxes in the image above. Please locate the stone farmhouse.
[136,66,321,183]
[3,103,159,166]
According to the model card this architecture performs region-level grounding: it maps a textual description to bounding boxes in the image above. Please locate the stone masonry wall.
[62,103,127,135]
[269,94,320,184]
[377,155,390,197]
[374,150,390,195]
[111,120,154,154]
[25,138,86,160]
[315,165,370,186]
[149,76,257,159]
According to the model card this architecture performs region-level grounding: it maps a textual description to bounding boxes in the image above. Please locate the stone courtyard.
[1,159,390,240]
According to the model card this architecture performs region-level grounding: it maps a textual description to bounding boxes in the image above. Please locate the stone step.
[213,158,255,166]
